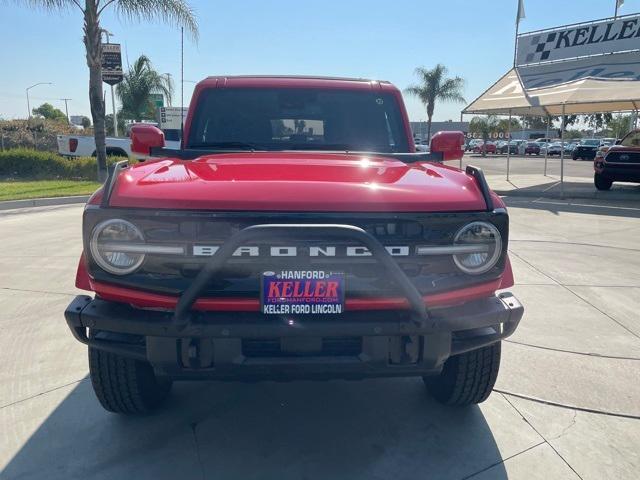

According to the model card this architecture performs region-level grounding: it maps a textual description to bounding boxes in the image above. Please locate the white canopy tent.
[464,66,640,117]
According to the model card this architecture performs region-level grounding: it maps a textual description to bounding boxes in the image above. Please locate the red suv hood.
[109,152,488,212]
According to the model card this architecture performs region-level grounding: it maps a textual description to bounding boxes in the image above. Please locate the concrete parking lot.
[1,198,639,480]
[462,153,594,178]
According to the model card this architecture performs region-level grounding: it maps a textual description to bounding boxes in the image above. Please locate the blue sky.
[0,0,638,122]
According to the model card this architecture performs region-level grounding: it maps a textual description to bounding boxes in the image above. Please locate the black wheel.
[89,343,172,414]
[424,342,501,406]
[594,173,613,191]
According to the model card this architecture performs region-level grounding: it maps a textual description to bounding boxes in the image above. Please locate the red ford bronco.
[65,76,523,414]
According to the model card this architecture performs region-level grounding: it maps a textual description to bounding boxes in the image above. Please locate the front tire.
[89,345,172,414]
[594,173,613,191]
[424,342,501,406]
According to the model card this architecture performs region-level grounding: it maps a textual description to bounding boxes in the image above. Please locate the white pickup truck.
[57,134,180,158]
[57,135,132,157]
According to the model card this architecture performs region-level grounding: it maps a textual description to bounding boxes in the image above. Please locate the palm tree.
[405,64,466,143]
[117,55,173,122]
[469,115,500,157]
[17,1,197,182]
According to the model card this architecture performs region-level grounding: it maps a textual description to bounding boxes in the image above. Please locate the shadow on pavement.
[2,376,509,480]
[504,195,640,219]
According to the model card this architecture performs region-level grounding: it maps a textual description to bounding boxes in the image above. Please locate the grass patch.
[0,180,101,201]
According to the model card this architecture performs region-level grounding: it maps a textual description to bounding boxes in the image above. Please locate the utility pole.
[60,98,72,123]
[163,73,173,106]
[102,29,118,137]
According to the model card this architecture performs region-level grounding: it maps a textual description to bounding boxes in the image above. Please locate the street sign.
[150,93,165,108]
[101,43,123,86]
[157,106,188,130]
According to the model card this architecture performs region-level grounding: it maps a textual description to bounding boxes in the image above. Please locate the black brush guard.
[172,223,429,330]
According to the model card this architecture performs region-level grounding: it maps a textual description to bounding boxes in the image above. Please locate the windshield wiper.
[189,141,263,150]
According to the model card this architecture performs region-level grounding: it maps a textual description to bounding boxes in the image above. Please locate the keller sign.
[516,14,640,66]
[101,43,123,85]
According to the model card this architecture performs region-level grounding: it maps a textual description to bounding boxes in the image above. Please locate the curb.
[0,195,90,211]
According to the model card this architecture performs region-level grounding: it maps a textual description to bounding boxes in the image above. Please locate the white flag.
[516,0,526,24]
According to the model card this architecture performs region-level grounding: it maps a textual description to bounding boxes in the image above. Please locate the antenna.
[180,26,184,150]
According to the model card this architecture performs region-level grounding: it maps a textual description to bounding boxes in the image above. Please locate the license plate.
[261,270,345,315]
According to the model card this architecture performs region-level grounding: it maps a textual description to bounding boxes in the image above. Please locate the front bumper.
[65,292,523,380]
[596,164,640,183]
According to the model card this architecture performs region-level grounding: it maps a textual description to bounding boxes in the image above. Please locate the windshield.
[620,131,640,147]
[582,139,600,146]
[187,88,409,153]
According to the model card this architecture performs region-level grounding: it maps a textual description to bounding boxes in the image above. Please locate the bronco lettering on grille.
[192,245,410,257]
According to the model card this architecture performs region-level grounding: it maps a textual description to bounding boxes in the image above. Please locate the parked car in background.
[564,142,578,154]
[572,139,601,160]
[414,139,430,152]
[473,141,497,154]
[524,142,541,155]
[547,142,566,156]
[497,140,521,155]
[538,142,549,155]
[594,129,640,190]
[534,138,554,144]
[467,139,483,152]
[495,140,508,153]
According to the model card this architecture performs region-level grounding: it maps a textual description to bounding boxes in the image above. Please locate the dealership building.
[410,121,469,141]
[410,121,550,142]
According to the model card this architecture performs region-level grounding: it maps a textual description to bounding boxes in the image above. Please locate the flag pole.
[615,0,619,18]
[513,16,520,67]
[514,0,525,67]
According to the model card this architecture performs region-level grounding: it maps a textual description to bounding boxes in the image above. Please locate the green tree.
[469,115,499,157]
[564,129,583,140]
[585,113,613,131]
[405,64,466,142]
[497,117,521,133]
[32,103,67,122]
[116,55,174,122]
[105,113,126,137]
[605,114,633,139]
[17,1,197,182]
[81,116,92,128]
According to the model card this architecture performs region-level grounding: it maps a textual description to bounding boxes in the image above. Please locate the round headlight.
[90,219,145,275]
[453,221,502,275]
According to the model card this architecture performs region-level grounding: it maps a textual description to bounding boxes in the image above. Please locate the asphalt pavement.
[1,200,639,480]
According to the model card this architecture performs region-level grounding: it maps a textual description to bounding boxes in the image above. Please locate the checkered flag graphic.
[525,32,557,63]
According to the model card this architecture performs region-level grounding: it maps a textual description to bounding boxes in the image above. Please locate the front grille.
[84,209,509,298]
[606,151,640,164]
[242,336,362,358]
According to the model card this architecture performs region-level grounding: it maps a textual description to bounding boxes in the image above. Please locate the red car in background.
[524,142,541,155]
[472,141,497,154]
